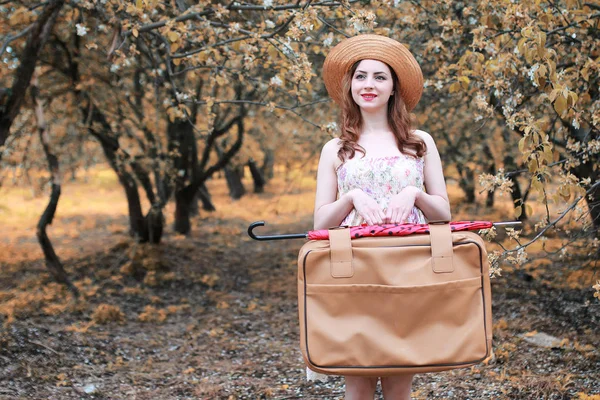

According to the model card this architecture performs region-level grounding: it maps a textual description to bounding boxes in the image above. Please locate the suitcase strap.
[429,223,454,273]
[328,223,455,277]
[328,227,354,278]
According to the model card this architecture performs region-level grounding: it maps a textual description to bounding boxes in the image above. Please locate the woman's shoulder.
[412,129,434,144]
[411,129,439,157]
[320,138,343,170]
[321,137,343,153]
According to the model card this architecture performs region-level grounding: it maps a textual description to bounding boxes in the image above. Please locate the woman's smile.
[361,94,378,101]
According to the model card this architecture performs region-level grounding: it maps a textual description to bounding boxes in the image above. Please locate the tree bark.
[198,183,216,211]
[144,205,164,244]
[169,118,198,234]
[31,74,78,295]
[224,164,246,200]
[248,158,266,193]
[501,130,527,220]
[0,0,65,157]
[261,148,275,181]
[456,164,476,203]
[174,190,193,234]
[483,145,496,207]
[189,191,200,217]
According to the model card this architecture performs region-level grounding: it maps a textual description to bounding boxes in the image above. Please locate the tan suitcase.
[297,222,492,376]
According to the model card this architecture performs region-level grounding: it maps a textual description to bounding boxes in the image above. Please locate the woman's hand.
[385,186,421,224]
[350,189,386,225]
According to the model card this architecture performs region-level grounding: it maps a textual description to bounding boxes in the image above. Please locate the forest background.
[0,0,598,398]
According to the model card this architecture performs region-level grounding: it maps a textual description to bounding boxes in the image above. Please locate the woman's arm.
[414,130,452,222]
[313,139,355,230]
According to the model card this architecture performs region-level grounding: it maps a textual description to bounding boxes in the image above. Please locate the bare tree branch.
[0,25,33,57]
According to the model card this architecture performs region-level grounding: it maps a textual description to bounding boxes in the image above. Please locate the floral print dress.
[306,153,427,383]
[337,154,427,226]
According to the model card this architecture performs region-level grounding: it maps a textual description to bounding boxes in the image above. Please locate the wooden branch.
[546,13,600,36]
[188,98,325,129]
[499,179,600,253]
[585,2,600,11]
[107,24,121,59]
[202,116,245,183]
[122,1,353,37]
[30,71,78,296]
[0,0,65,160]
[0,25,33,57]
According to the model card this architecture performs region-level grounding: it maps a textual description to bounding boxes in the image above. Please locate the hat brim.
[323,35,423,112]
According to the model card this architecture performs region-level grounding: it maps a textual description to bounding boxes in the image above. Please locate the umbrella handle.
[247,221,307,241]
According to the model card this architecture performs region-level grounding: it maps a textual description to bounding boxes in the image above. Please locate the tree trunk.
[457,165,476,203]
[483,145,495,207]
[36,184,78,295]
[189,191,200,217]
[261,149,275,181]
[248,158,266,193]
[198,183,216,211]
[169,119,198,234]
[174,190,193,234]
[225,165,246,200]
[90,128,146,238]
[144,205,164,244]
[31,76,78,295]
[566,122,600,237]
[0,0,65,158]
[587,182,600,239]
[79,95,148,239]
[120,171,146,237]
[177,110,246,235]
[572,158,600,238]
[500,129,527,220]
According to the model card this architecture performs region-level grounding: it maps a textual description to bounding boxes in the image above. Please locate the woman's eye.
[376,76,386,80]
[355,74,364,79]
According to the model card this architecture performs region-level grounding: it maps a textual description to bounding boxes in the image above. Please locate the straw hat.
[323,34,423,112]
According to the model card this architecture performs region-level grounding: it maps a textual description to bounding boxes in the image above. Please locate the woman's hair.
[337,60,427,162]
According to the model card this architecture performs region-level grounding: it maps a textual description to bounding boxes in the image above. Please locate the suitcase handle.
[328,222,456,276]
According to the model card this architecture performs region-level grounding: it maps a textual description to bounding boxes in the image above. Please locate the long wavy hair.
[337,60,426,162]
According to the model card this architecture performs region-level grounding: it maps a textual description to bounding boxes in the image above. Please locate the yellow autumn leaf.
[449,82,461,93]
[567,91,578,107]
[528,158,538,173]
[526,204,533,216]
[268,45,279,60]
[167,31,180,42]
[518,137,526,153]
[553,95,567,115]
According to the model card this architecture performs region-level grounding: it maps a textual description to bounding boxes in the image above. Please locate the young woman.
[312,35,452,399]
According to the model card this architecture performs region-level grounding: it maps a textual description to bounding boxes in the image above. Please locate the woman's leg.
[380,374,414,400]
[344,376,378,400]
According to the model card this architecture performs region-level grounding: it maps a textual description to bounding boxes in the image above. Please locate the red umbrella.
[248,221,518,241]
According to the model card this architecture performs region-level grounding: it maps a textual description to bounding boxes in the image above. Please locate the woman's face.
[350,59,395,111]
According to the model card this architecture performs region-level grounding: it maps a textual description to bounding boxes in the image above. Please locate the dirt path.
[0,215,598,399]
